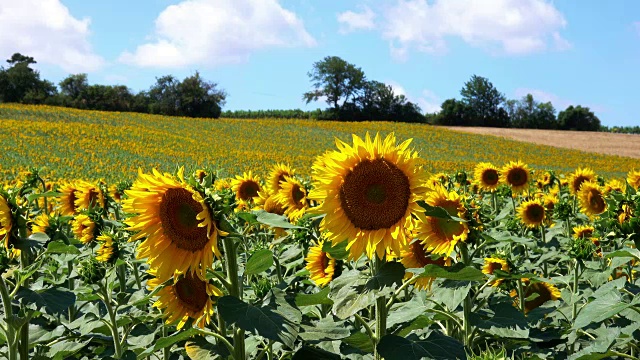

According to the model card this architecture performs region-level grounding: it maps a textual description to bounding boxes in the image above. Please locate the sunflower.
[275,176,309,222]
[518,200,545,228]
[75,181,105,210]
[539,171,553,187]
[96,233,117,263]
[512,279,561,314]
[214,178,232,191]
[500,161,530,194]
[148,271,222,330]
[194,170,207,182]
[604,179,625,194]
[427,173,449,188]
[542,194,557,212]
[31,212,51,235]
[72,214,96,244]
[473,162,500,192]
[578,181,606,218]
[305,240,337,288]
[416,185,468,256]
[573,225,594,239]
[401,240,451,290]
[268,163,296,193]
[627,169,640,190]
[569,168,596,195]
[231,171,262,202]
[59,182,80,215]
[309,132,429,260]
[482,257,509,286]
[0,195,13,249]
[123,168,224,282]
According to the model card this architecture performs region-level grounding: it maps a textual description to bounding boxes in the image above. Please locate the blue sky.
[0,0,638,126]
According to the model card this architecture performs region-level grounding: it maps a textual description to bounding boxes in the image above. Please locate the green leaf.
[26,191,60,202]
[292,346,341,360]
[387,293,431,328]
[184,336,231,360]
[45,240,80,255]
[605,248,640,260]
[321,240,349,260]
[417,201,467,222]
[245,249,274,275]
[365,261,405,290]
[217,294,300,348]
[573,291,631,329]
[137,328,200,358]
[474,303,530,339]
[295,287,333,307]
[49,338,91,360]
[342,332,374,354]
[236,211,258,225]
[412,263,485,281]
[299,318,350,341]
[329,271,377,319]
[396,315,433,337]
[431,280,471,311]
[377,333,467,360]
[15,288,75,315]
[255,210,303,229]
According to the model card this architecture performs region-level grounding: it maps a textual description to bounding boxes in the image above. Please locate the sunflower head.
[149,271,222,330]
[604,179,626,194]
[231,171,262,210]
[482,257,509,286]
[427,172,449,188]
[542,194,558,212]
[96,233,118,263]
[573,225,595,239]
[268,163,296,193]
[401,240,451,290]
[577,181,606,218]
[618,203,633,224]
[74,181,106,211]
[72,214,96,244]
[417,185,468,256]
[627,169,640,190]
[58,182,80,215]
[305,240,337,288]
[474,162,500,192]
[123,169,224,282]
[500,161,530,194]
[518,200,545,228]
[275,176,309,222]
[31,212,53,237]
[513,280,561,314]
[214,178,232,191]
[0,195,13,249]
[569,168,596,195]
[309,132,429,260]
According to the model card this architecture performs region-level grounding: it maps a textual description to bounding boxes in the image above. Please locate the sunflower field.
[1,113,640,359]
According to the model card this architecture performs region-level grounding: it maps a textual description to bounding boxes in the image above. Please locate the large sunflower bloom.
[577,181,606,218]
[416,185,468,256]
[627,169,640,190]
[500,161,530,194]
[569,168,596,195]
[148,271,222,330]
[59,182,80,215]
[275,176,309,222]
[123,169,224,282]
[231,171,262,203]
[511,279,561,314]
[401,240,451,290]
[309,133,429,260]
[482,257,509,287]
[517,200,545,228]
[268,163,295,193]
[75,181,105,210]
[0,195,12,249]
[473,162,500,192]
[305,240,337,288]
[72,214,96,244]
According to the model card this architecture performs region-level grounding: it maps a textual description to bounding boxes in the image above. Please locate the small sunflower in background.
[604,178,625,194]
[305,240,337,288]
[74,181,105,210]
[577,181,606,218]
[95,232,118,263]
[71,214,97,244]
[500,161,530,194]
[417,185,468,257]
[309,132,428,261]
[482,257,509,286]
[573,225,594,239]
[231,171,262,210]
[275,176,309,222]
[518,199,545,228]
[618,203,633,224]
[473,162,500,192]
[148,271,222,330]
[569,167,596,195]
[59,182,80,215]
[268,163,295,193]
[123,168,224,282]
[0,195,13,250]
[427,172,449,189]
[627,169,640,190]
[511,279,561,314]
[400,240,451,290]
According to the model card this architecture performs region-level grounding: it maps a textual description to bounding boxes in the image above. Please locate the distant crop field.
[0,104,636,181]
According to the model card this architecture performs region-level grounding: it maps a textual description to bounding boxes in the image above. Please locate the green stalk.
[372,254,387,360]
[572,260,580,321]
[18,226,29,360]
[459,243,473,348]
[162,324,170,360]
[491,191,497,214]
[517,278,526,315]
[541,226,548,277]
[67,260,76,321]
[0,275,18,360]
[223,237,245,360]
[100,282,123,359]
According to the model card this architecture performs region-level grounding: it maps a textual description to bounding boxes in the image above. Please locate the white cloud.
[0,0,104,72]
[119,0,316,68]
[387,81,441,113]
[337,6,376,34]
[387,81,407,96]
[382,0,569,60]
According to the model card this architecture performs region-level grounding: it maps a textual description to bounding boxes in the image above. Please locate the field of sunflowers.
[0,106,640,360]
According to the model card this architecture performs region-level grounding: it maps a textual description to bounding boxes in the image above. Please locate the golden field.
[0,104,636,181]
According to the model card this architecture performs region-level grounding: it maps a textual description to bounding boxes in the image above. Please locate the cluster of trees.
[426,75,602,131]
[0,53,227,118]
[303,56,425,123]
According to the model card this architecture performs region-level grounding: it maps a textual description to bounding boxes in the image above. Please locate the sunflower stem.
[223,236,245,360]
[99,281,123,359]
[372,254,387,360]
[540,226,548,277]
[67,260,76,321]
[162,324,170,360]
[459,243,473,349]
[18,227,30,360]
[131,262,142,290]
[517,278,526,315]
[0,274,18,360]
[572,260,580,321]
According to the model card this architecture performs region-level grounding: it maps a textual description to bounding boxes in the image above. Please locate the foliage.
[557,105,601,131]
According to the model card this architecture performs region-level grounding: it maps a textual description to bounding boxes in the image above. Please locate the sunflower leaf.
[254,210,304,229]
[292,346,341,360]
[136,328,200,358]
[295,287,333,307]
[417,201,467,223]
[376,333,467,360]
[245,249,274,275]
[45,240,80,255]
[321,240,349,260]
[412,263,485,281]
[25,191,60,202]
[365,261,405,290]
[605,248,640,260]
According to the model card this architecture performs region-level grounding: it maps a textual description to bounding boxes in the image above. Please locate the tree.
[0,53,53,103]
[460,75,507,127]
[148,75,180,116]
[431,99,473,126]
[506,93,557,129]
[177,71,227,118]
[59,74,89,100]
[558,105,600,131]
[303,56,366,113]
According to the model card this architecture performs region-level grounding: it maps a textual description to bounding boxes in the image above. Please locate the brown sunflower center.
[576,229,593,238]
[587,189,606,213]
[525,204,545,223]
[320,251,329,271]
[264,196,285,215]
[159,188,209,252]
[482,169,499,186]
[238,180,260,200]
[67,191,78,209]
[291,184,305,203]
[339,158,411,231]
[572,176,590,192]
[411,241,446,267]
[507,168,528,187]
[524,282,554,312]
[174,275,209,313]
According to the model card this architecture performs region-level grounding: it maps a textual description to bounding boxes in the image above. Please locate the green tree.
[460,75,508,127]
[0,53,54,103]
[177,71,227,118]
[507,93,557,129]
[59,74,89,100]
[431,99,473,126]
[303,56,366,113]
[148,75,180,116]
[558,105,600,131]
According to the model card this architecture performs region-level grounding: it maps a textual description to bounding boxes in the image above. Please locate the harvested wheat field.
[444,126,640,159]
